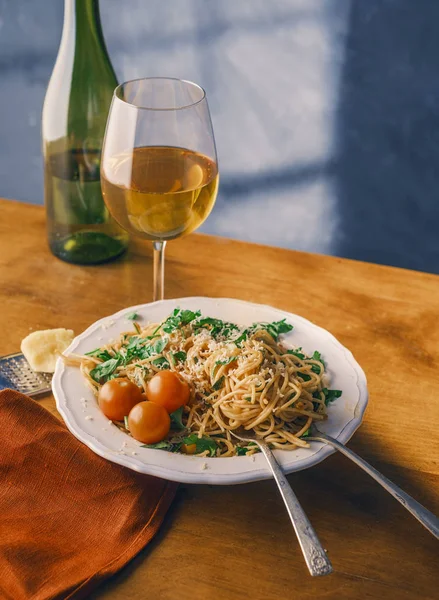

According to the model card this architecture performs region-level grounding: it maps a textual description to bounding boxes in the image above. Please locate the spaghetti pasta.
[65,309,341,457]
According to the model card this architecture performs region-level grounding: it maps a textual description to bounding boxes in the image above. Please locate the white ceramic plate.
[53,297,368,485]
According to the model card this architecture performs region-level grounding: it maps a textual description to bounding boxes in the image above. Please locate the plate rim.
[53,296,368,485]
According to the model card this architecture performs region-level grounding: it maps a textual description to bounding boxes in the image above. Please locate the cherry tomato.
[128,401,170,444]
[145,370,190,414]
[98,378,143,421]
[181,443,197,455]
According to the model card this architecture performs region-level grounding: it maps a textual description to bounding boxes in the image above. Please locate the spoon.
[231,429,333,577]
[308,425,439,540]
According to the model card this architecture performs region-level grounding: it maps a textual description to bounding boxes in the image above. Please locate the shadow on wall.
[335,0,439,274]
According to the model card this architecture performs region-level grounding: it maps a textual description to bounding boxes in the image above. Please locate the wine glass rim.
[114,77,207,111]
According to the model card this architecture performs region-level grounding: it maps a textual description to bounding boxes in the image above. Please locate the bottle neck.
[63,0,105,47]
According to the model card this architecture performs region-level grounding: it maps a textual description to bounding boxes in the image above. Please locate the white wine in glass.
[101,78,219,300]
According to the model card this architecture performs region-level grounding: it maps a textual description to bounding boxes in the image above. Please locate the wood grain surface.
[1,199,438,600]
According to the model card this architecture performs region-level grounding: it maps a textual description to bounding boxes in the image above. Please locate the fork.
[231,429,333,577]
[307,425,439,540]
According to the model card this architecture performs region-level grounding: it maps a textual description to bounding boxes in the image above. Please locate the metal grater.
[0,352,52,396]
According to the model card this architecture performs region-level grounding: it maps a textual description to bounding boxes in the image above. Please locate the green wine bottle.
[42,0,129,264]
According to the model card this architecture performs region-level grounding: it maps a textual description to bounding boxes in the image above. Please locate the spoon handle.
[257,440,333,576]
[309,431,439,540]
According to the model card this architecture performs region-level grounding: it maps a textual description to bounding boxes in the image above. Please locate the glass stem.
[152,240,166,301]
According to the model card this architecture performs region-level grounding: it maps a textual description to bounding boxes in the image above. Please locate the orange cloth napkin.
[0,390,177,600]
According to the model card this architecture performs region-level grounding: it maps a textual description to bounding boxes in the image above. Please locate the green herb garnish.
[323,388,342,406]
[170,406,185,430]
[144,435,218,456]
[151,337,168,355]
[141,440,181,451]
[127,312,139,321]
[263,318,293,341]
[162,308,201,333]
[85,348,113,362]
[90,357,121,383]
[236,447,249,456]
[182,434,218,457]
[193,317,239,339]
[125,336,168,363]
[152,357,170,370]
[124,415,129,430]
[212,375,225,391]
[312,350,322,362]
[310,350,325,374]
[233,319,293,346]
[173,351,187,363]
[286,348,305,360]
[215,356,237,366]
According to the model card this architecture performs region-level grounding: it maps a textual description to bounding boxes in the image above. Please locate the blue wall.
[1,0,439,273]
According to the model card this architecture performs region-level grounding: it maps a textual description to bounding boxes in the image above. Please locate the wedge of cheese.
[21,328,75,373]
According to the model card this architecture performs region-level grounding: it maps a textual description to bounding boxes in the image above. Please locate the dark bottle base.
[49,231,128,265]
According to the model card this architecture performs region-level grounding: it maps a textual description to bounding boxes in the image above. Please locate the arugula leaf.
[301,428,311,438]
[194,317,239,339]
[264,319,293,340]
[323,388,342,406]
[126,335,141,350]
[173,351,187,363]
[183,434,218,457]
[162,309,201,333]
[170,406,185,430]
[125,336,169,363]
[85,348,113,362]
[141,440,180,451]
[194,316,221,328]
[286,348,305,360]
[212,375,225,391]
[215,356,237,366]
[233,329,250,347]
[152,357,170,369]
[143,440,171,449]
[90,357,121,383]
[234,319,293,346]
[127,312,139,321]
[232,323,262,346]
[180,309,201,325]
[124,416,129,430]
[124,336,149,362]
[298,373,311,382]
[236,447,249,456]
[310,350,325,374]
[161,312,182,333]
[151,337,168,355]
[127,333,161,349]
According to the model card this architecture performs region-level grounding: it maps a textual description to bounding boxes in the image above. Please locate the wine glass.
[101,77,219,300]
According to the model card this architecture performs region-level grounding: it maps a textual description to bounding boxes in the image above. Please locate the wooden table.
[1,199,438,600]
